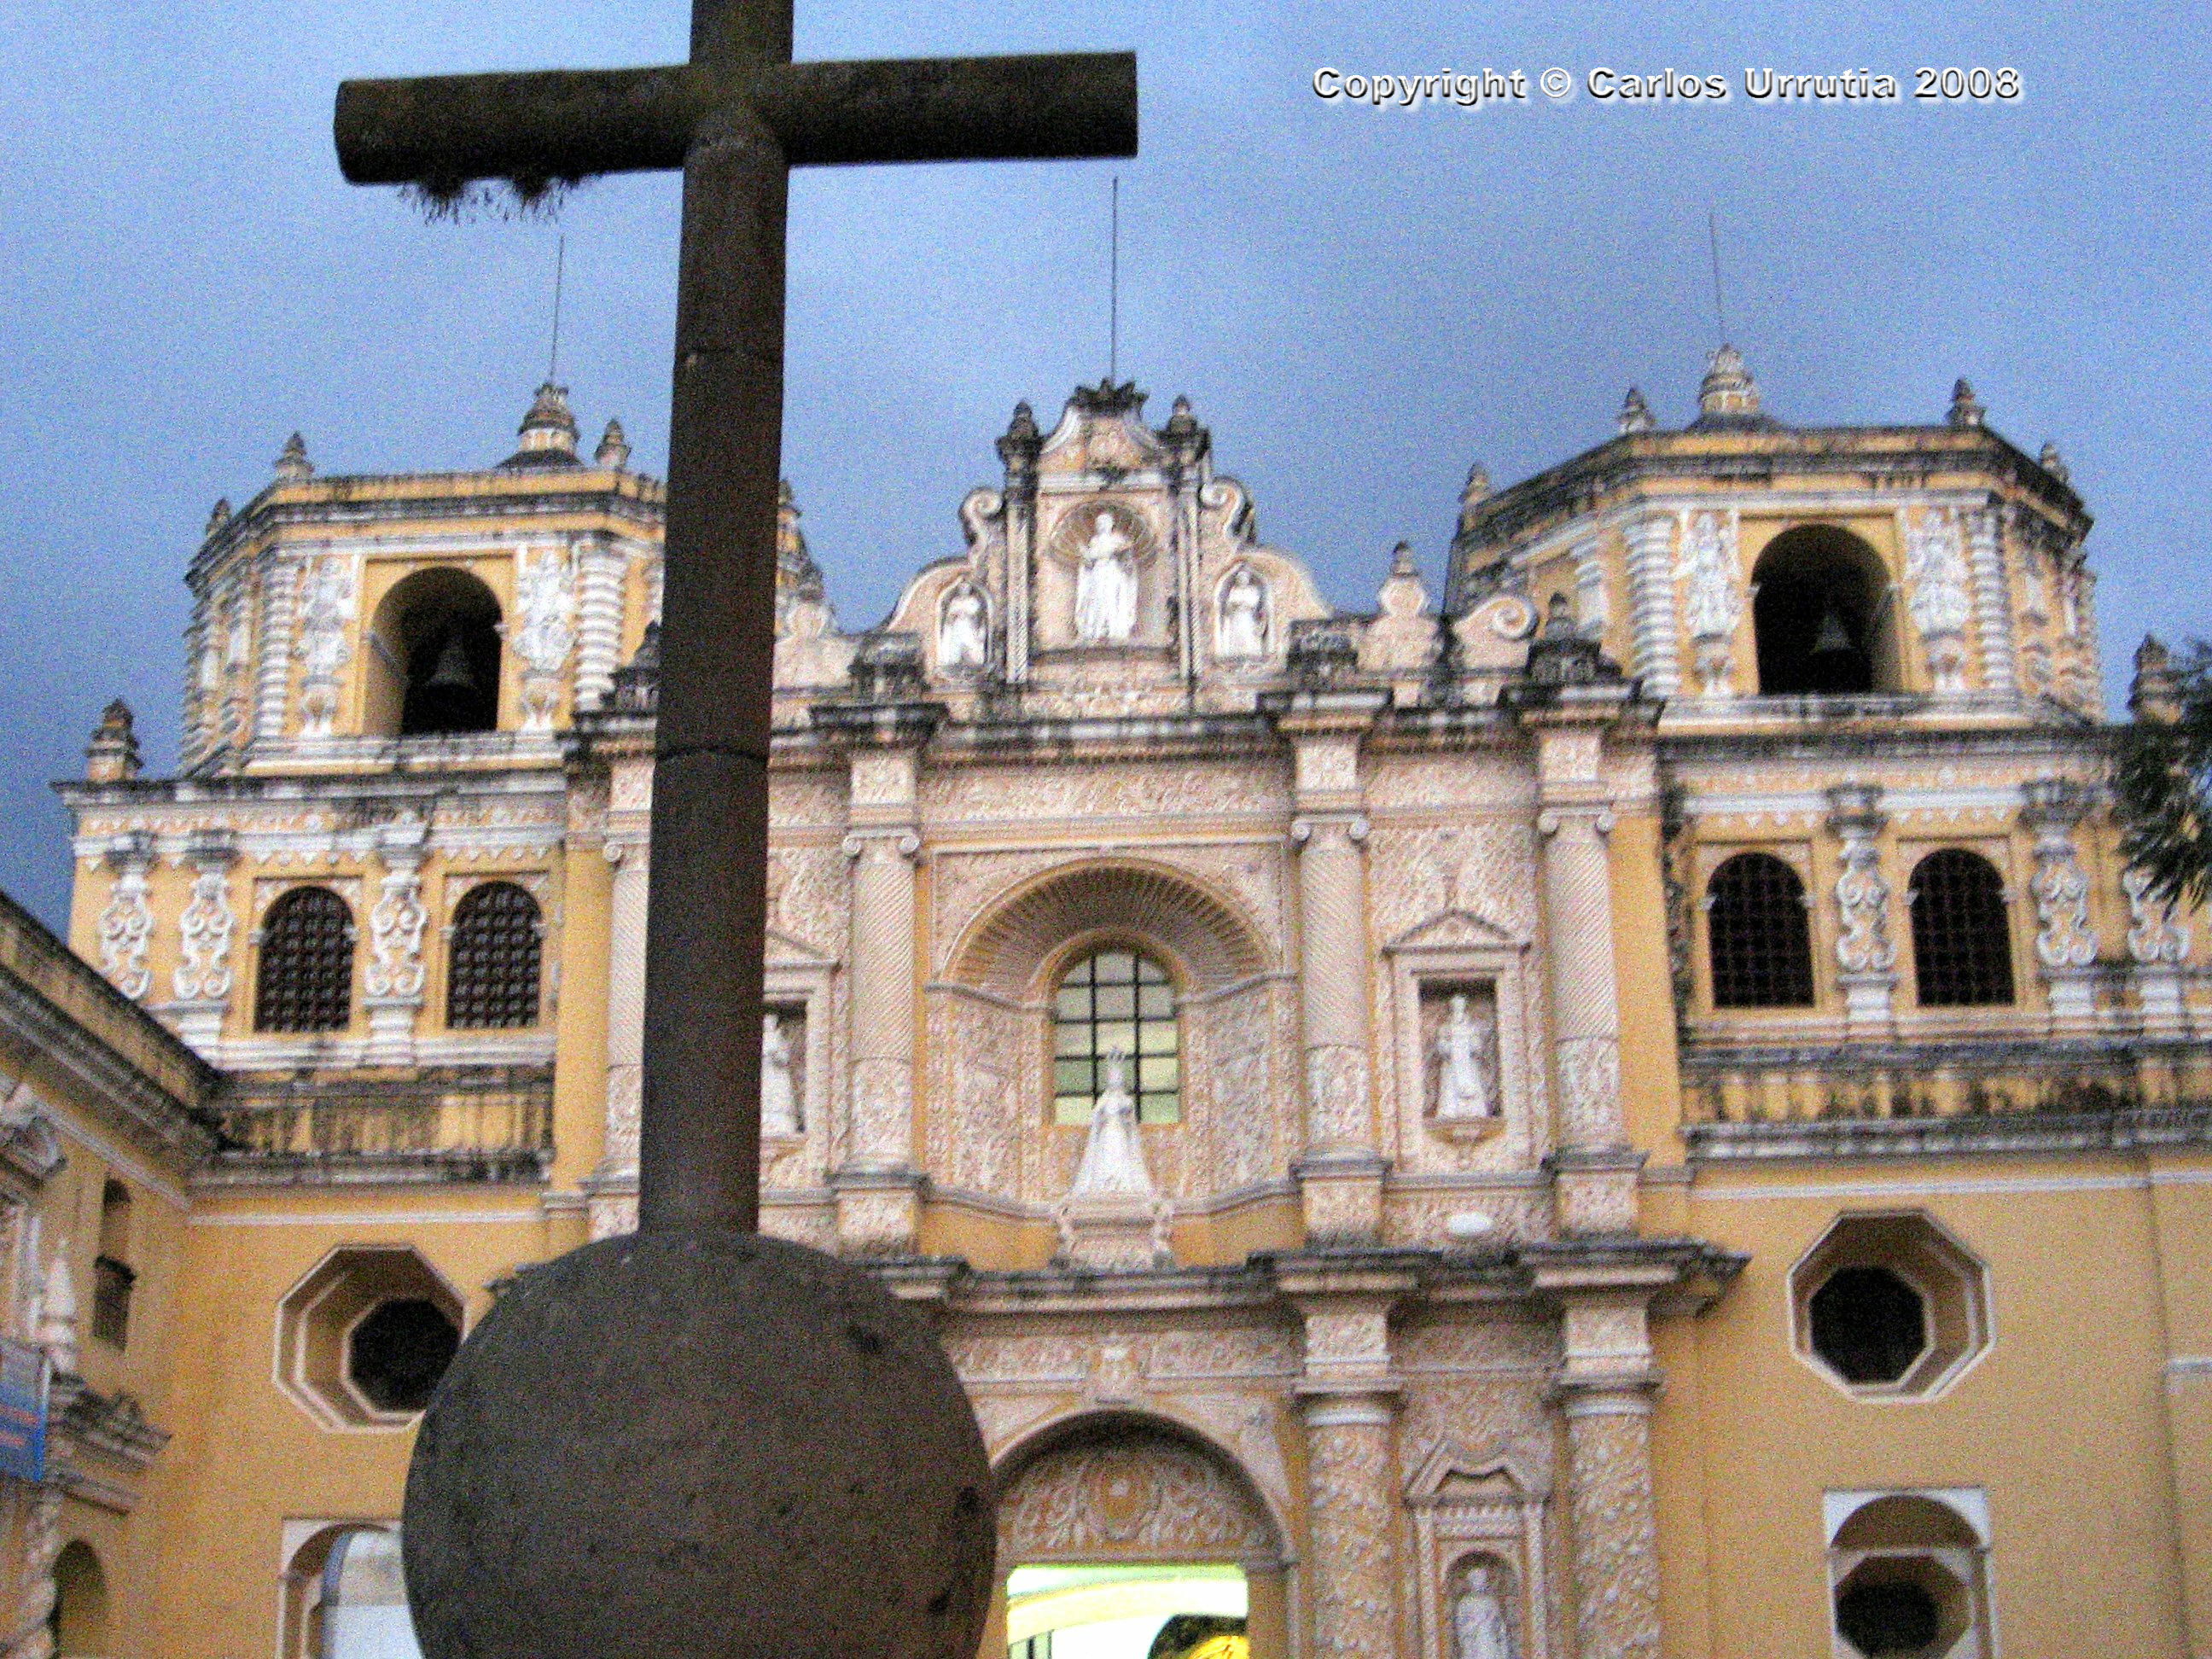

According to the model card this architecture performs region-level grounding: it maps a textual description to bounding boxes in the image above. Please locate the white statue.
[761,1013,800,1136]
[1453,1563,1517,1659]
[1074,510,1138,643]
[939,583,987,672]
[1217,564,1269,659]
[1069,1048,1155,1196]
[1433,992,1493,1119]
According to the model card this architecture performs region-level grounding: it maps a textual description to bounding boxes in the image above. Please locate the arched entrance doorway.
[993,1415,1289,1659]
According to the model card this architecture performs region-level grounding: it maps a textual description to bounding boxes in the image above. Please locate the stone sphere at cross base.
[401,1230,995,1659]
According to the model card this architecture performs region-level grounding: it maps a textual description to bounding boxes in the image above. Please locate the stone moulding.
[1683,1103,2212,1161]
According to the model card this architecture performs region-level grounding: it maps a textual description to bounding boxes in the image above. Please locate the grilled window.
[1052,949,1179,1125]
[91,1178,133,1348]
[1707,852,1816,1008]
[253,886,354,1032]
[1910,849,2015,1006]
[446,882,542,1029]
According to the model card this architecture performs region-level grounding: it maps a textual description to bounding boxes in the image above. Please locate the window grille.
[446,882,543,1029]
[1052,950,1179,1125]
[1909,849,2015,1006]
[253,887,354,1032]
[1706,852,1816,1008]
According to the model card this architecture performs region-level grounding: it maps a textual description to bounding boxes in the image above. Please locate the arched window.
[445,882,542,1029]
[51,1540,108,1658]
[255,887,354,1033]
[1706,853,1815,1008]
[364,568,504,737]
[1908,850,2014,1007]
[1053,949,1179,1125]
[1752,526,1896,696]
[282,1526,424,1659]
[1827,1493,1994,1659]
[91,1179,134,1349]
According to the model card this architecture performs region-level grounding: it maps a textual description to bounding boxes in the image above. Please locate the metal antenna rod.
[549,233,566,381]
[1707,209,1729,345]
[1109,174,1120,382]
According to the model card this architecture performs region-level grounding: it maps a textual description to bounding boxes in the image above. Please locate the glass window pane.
[1094,984,1136,1019]
[1055,987,1091,1020]
[1138,1020,1177,1054]
[1054,1096,1091,1126]
[1138,1096,1179,1125]
[1097,1021,1135,1056]
[1135,956,1167,983]
[1138,984,1175,1019]
[1055,1058,1093,1093]
[1094,952,1135,982]
[1139,1056,1179,1091]
[1054,1022,1091,1055]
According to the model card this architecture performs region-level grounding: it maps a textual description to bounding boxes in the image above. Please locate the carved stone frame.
[762,933,835,1173]
[1385,917,1534,1150]
[1405,1440,1552,1659]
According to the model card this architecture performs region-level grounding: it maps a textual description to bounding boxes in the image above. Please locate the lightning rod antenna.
[548,233,566,383]
[1109,176,1121,384]
[1707,209,1730,345]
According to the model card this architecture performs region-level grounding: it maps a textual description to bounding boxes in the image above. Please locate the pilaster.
[1827,783,1897,1036]
[572,540,629,712]
[166,828,240,1055]
[1621,515,1680,699]
[363,816,429,1066]
[2123,867,2192,1035]
[2022,777,2101,1033]
[1276,692,1388,1246]
[250,548,300,749]
[1965,504,2017,696]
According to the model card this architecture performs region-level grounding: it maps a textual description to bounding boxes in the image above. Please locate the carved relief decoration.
[997,1424,1277,1561]
[96,841,156,1001]
[2029,829,2097,970]
[1831,836,1895,975]
[1675,510,1741,696]
[364,864,428,999]
[1905,508,1974,692]
[2122,866,2190,965]
[513,544,577,731]
[294,554,358,737]
[172,865,237,1002]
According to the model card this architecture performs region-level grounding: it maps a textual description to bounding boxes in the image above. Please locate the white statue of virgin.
[1217,565,1269,659]
[1433,992,1493,1118]
[1453,1564,1517,1659]
[761,1013,800,1136]
[1069,1047,1155,1196]
[1074,510,1138,643]
[939,583,987,671]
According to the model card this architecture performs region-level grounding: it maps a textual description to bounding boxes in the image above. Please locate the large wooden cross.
[337,6,1135,1235]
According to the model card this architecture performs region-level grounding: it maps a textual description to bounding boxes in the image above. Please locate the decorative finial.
[1947,378,1986,428]
[1541,591,1577,639]
[274,433,312,480]
[2132,634,2181,723]
[1457,463,1492,536]
[503,380,580,467]
[1390,539,1419,578]
[595,418,631,469]
[203,498,232,538]
[1696,345,1762,422]
[2039,441,2069,484]
[1617,387,1655,435]
[1161,393,1200,445]
[85,700,141,783]
[1008,400,1038,441]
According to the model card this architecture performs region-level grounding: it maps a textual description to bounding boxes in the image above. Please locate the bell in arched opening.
[367,566,505,738]
[1751,525,1891,696]
[1805,603,1871,693]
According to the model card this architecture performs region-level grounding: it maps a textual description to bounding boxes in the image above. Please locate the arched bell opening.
[364,568,503,737]
[1751,527,1897,696]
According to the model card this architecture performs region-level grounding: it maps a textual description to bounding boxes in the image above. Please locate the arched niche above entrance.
[995,1414,1284,1568]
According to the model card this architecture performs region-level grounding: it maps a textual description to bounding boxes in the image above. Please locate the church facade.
[9,352,2209,1659]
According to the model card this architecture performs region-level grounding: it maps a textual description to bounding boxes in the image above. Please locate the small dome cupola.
[500,381,581,469]
[1690,344,1778,431]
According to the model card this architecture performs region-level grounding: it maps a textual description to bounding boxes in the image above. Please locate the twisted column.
[1621,515,1680,698]
[251,549,300,748]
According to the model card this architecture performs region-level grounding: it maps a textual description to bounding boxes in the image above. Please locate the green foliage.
[2115,641,2212,908]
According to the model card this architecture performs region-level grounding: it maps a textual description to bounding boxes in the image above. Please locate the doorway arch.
[995,1412,1289,1659]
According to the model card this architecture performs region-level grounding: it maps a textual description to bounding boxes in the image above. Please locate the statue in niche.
[939,582,987,672]
[1453,1563,1517,1659]
[1217,564,1269,659]
[1432,992,1495,1119]
[1069,1048,1155,1196]
[1074,510,1138,643]
[761,1012,800,1136]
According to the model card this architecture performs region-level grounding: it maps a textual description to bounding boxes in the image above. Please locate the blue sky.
[2,1,2206,926]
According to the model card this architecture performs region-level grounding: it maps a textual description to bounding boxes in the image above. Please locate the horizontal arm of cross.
[336,51,1136,187]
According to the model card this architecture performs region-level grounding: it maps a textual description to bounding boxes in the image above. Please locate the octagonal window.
[1827,1492,1993,1659]
[1809,1266,1930,1385]
[277,1246,467,1429]
[347,1297,461,1413]
[1790,1214,1990,1400]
